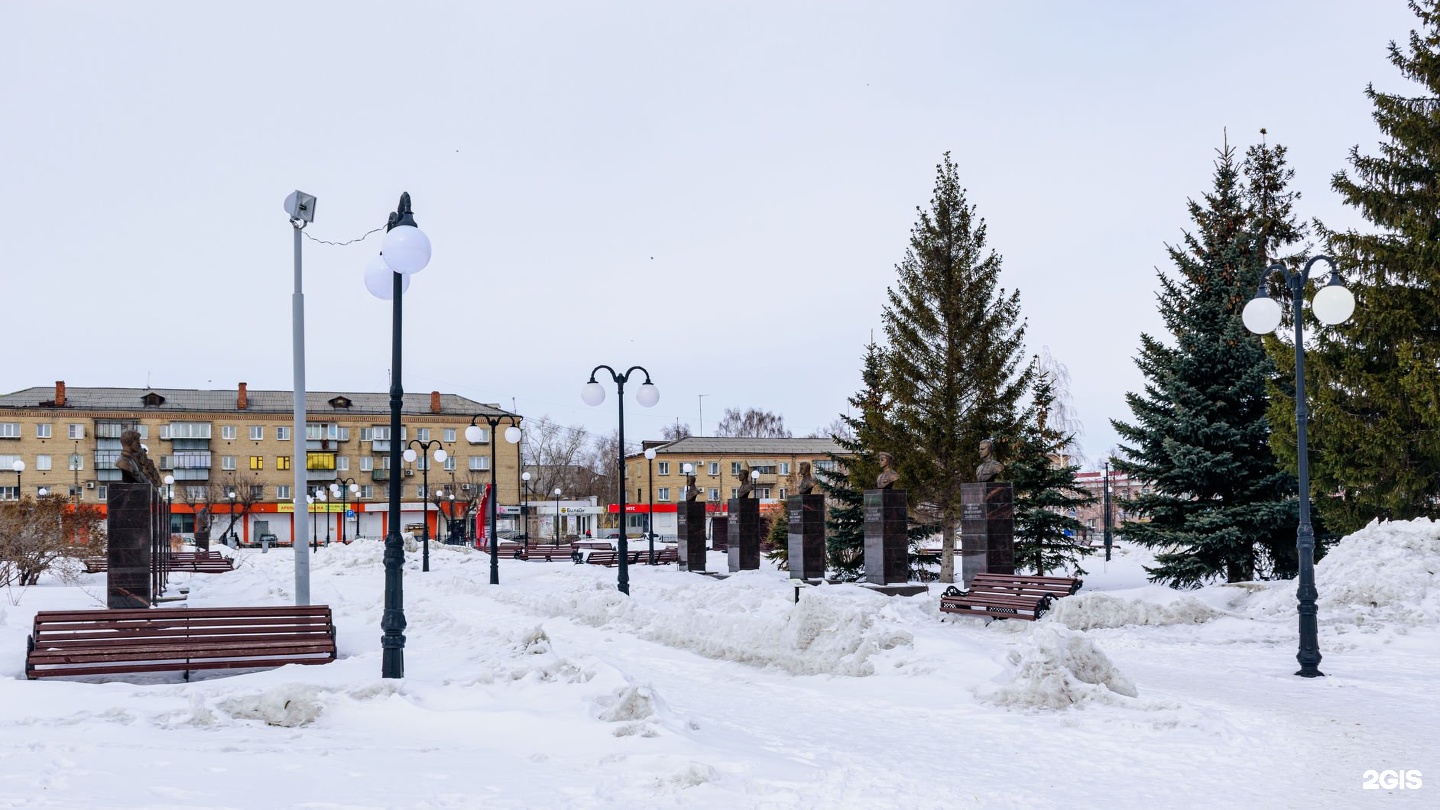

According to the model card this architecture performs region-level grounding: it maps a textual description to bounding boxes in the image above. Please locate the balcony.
[372,469,389,481]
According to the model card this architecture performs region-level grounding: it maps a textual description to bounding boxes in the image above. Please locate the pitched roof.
[635,436,845,457]
[0,386,515,418]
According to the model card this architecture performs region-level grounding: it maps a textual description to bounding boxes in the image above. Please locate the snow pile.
[157,680,405,729]
[977,624,1138,710]
[1044,591,1221,630]
[1248,518,1440,627]
[493,574,913,676]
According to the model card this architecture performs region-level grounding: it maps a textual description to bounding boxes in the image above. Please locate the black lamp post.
[308,493,319,548]
[331,477,359,545]
[521,471,533,551]
[466,414,522,585]
[11,459,23,500]
[227,490,237,545]
[1102,461,1112,563]
[1243,255,1356,678]
[644,450,657,565]
[553,487,562,544]
[581,365,659,595]
[364,192,433,680]
[434,490,456,543]
[404,438,447,573]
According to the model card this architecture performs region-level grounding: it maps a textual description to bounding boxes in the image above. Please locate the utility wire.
[302,227,384,246]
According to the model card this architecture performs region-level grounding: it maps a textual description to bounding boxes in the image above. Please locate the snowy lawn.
[1,522,1437,808]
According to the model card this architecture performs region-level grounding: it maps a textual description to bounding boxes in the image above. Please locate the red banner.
[475,483,491,550]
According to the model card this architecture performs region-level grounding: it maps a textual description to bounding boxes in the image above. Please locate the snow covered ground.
[1,521,1437,809]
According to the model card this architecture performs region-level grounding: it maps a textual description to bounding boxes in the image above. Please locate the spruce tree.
[1112,142,1299,587]
[822,342,887,581]
[1010,371,1096,577]
[879,153,1030,583]
[1306,1,1440,532]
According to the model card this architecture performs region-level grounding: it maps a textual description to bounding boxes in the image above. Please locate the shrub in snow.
[1044,592,1220,630]
[977,624,1138,710]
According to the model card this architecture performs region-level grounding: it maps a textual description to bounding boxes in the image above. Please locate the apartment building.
[1073,468,1149,541]
[0,382,522,545]
[619,436,847,538]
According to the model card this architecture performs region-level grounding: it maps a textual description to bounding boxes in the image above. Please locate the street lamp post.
[521,471,533,551]
[581,365,660,595]
[308,494,318,548]
[364,192,432,680]
[1243,254,1356,679]
[163,474,174,535]
[434,490,456,543]
[11,459,23,500]
[404,439,448,573]
[227,490,237,546]
[553,488,562,545]
[466,415,523,585]
[644,450,657,565]
[1102,461,1112,563]
[331,478,359,545]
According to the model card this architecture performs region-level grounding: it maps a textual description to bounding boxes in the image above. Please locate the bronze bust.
[117,429,162,486]
[975,439,1004,483]
[736,464,756,499]
[796,461,819,495]
[684,472,702,502]
[875,452,899,490]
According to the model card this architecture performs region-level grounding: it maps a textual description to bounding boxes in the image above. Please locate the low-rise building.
[619,436,847,539]
[0,382,522,546]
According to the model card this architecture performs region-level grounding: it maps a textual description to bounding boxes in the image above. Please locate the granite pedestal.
[677,501,708,573]
[727,498,760,572]
[787,494,826,580]
[960,482,1015,584]
[106,483,155,608]
[864,489,909,585]
[710,516,728,552]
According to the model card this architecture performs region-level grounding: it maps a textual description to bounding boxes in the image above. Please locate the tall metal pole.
[380,195,414,680]
[1289,272,1323,678]
[489,439,500,583]
[291,222,312,605]
[616,378,630,594]
[421,457,430,572]
[647,456,655,565]
[1102,461,1112,563]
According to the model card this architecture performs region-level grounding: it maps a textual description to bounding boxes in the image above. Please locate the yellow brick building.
[0,382,522,546]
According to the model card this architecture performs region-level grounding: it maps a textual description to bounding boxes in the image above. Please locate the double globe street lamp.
[404,439,447,573]
[466,415,522,585]
[582,365,659,595]
[1242,255,1356,679]
[330,478,359,545]
[365,192,432,680]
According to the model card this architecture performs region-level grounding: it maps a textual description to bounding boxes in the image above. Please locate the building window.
[337,456,349,471]
[249,456,264,470]
[277,426,291,441]
[221,455,236,471]
[469,456,489,471]
[36,455,52,471]
[730,487,738,498]
[361,485,374,499]
[250,485,264,500]
[186,485,207,500]
[277,456,292,470]
[97,485,108,501]
[417,485,427,499]
[167,422,212,439]
[222,425,236,440]
[778,487,787,499]
[68,454,84,471]
[250,426,264,441]
[0,486,17,501]
[418,428,430,442]
[443,456,456,471]
[306,453,336,471]
[708,462,719,476]
[779,462,790,476]
[36,424,52,439]
[68,424,85,439]
[658,461,670,476]
[757,487,772,499]
[658,487,670,501]
[731,462,741,476]
[0,423,20,439]
[443,428,456,442]
[708,488,719,501]
[468,427,490,444]
[277,485,292,500]
[360,456,374,472]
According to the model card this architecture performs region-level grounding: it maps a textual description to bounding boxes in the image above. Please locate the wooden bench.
[584,550,645,567]
[645,546,679,565]
[938,573,1083,621]
[518,545,575,562]
[82,551,235,574]
[25,605,338,680]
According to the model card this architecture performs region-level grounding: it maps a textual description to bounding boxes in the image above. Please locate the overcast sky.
[0,1,1417,465]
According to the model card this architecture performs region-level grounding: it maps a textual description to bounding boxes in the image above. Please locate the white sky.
[0,1,1416,464]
